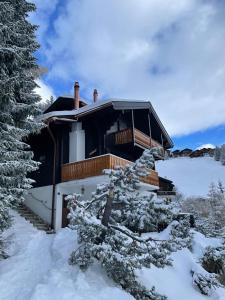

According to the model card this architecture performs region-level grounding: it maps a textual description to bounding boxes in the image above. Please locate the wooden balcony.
[106,128,162,150]
[61,154,159,187]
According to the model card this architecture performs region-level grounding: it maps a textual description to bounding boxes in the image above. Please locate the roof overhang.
[41,98,174,148]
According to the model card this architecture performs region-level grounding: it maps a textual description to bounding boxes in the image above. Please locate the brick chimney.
[74,81,80,109]
[93,89,98,103]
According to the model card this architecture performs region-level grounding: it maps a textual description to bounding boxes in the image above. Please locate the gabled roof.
[172,150,180,153]
[42,98,173,148]
[180,148,192,153]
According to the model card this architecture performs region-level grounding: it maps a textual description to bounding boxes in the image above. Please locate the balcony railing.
[61,154,159,187]
[106,128,162,150]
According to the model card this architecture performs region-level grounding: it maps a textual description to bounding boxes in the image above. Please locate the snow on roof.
[41,98,150,121]
[196,144,215,150]
[41,97,173,147]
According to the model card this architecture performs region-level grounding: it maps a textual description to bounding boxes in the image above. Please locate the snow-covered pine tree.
[0,0,41,232]
[201,246,225,277]
[208,182,217,200]
[220,144,225,166]
[68,148,190,300]
[217,180,225,201]
[170,216,192,250]
[192,182,225,237]
[214,146,221,161]
[208,182,225,235]
[191,270,220,296]
[38,95,54,113]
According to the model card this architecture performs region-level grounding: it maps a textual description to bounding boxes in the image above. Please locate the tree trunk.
[101,184,114,227]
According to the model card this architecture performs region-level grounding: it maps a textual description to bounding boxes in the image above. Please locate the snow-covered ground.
[1,211,225,300]
[157,157,225,197]
[0,211,132,300]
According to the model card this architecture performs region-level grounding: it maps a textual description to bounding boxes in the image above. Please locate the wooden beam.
[131,110,135,146]
[148,110,152,148]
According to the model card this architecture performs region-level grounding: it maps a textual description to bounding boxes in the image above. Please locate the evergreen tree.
[214,146,221,161]
[220,144,225,166]
[185,182,225,237]
[201,246,225,277]
[38,95,54,113]
[208,182,217,200]
[208,182,225,234]
[217,180,225,201]
[68,148,190,300]
[170,217,192,250]
[0,0,41,232]
[191,270,220,296]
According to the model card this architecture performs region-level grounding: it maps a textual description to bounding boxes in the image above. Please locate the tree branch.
[109,225,166,243]
[85,191,109,210]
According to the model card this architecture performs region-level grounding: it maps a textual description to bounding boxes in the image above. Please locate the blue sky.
[31,0,225,150]
[173,125,225,150]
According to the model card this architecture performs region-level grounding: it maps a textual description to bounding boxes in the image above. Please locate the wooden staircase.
[16,204,52,232]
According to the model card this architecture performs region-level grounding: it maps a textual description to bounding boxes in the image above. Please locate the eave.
[41,98,174,148]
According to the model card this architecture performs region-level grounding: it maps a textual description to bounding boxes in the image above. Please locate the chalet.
[25,82,174,230]
[180,148,193,157]
[172,150,180,158]
[190,148,215,158]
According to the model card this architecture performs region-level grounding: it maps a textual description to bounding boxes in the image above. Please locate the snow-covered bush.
[192,270,220,296]
[201,246,225,275]
[0,0,41,235]
[68,148,190,299]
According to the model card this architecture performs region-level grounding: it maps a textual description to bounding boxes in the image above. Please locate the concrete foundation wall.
[25,175,156,231]
[24,185,53,225]
[24,176,108,230]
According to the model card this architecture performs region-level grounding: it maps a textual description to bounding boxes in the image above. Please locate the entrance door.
[62,195,70,228]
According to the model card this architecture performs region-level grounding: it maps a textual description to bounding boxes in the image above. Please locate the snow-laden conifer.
[201,246,225,277]
[192,270,220,296]
[0,0,41,232]
[182,181,225,237]
[67,148,191,299]
[220,144,225,166]
[169,216,192,250]
[214,146,221,161]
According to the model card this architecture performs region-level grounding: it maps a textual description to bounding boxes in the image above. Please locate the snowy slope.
[156,157,225,197]
[0,211,225,300]
[0,211,132,300]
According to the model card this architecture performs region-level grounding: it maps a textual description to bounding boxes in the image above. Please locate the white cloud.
[35,79,55,103]
[35,0,225,136]
[196,144,215,150]
[29,0,59,43]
